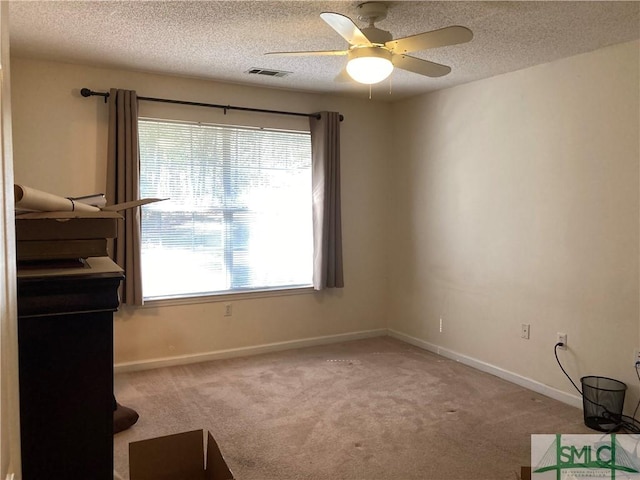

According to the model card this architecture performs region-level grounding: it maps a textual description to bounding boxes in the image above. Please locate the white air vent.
[246,68,291,78]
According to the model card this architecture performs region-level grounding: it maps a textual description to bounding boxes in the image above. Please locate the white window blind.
[138,118,313,300]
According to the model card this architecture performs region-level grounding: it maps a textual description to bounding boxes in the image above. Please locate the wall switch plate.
[521,324,530,339]
[224,304,232,317]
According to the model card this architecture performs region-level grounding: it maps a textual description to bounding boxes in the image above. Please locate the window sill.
[138,285,315,308]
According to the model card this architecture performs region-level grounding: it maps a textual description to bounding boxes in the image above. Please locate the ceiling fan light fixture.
[346,47,393,84]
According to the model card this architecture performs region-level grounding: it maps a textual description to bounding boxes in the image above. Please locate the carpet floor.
[113,336,592,479]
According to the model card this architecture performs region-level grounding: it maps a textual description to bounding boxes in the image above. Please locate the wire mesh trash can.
[581,376,627,432]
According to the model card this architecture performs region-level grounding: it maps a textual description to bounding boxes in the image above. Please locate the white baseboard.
[115,326,582,411]
[387,329,583,410]
[114,328,387,374]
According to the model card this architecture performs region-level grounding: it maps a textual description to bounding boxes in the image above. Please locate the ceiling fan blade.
[320,12,372,46]
[392,54,452,78]
[265,50,348,57]
[386,26,473,54]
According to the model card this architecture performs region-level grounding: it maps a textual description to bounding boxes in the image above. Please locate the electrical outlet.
[224,304,233,317]
[633,349,640,367]
[557,332,567,350]
[521,324,530,339]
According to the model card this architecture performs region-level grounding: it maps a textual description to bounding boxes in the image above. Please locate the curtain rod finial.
[80,87,110,103]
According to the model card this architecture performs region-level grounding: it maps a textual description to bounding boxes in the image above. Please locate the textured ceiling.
[8,1,640,101]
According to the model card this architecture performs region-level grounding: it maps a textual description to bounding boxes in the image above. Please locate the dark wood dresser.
[16,257,123,480]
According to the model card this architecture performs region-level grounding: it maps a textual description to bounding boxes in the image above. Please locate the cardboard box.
[129,430,234,480]
[14,191,164,242]
[15,210,121,241]
[16,238,108,261]
[14,187,164,261]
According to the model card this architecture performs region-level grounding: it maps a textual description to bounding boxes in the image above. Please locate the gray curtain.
[107,89,143,305]
[309,111,344,290]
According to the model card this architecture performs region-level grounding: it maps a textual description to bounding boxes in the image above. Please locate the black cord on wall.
[554,342,640,433]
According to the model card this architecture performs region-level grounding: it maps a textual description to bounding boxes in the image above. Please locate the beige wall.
[10,40,640,411]
[10,58,393,364]
[390,40,640,409]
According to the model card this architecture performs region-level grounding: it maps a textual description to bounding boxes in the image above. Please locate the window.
[138,118,313,300]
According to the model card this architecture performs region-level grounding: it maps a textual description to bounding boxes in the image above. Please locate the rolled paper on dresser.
[14,184,100,213]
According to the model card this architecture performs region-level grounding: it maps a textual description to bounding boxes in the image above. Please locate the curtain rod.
[80,88,344,122]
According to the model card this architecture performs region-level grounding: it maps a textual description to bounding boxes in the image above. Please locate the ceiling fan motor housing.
[348,46,392,63]
[356,2,388,23]
[361,26,392,45]
[357,3,392,46]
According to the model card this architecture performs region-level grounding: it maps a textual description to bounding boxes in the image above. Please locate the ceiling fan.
[265,2,473,85]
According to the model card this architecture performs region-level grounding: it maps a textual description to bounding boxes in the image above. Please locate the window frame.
[137,116,315,304]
